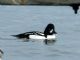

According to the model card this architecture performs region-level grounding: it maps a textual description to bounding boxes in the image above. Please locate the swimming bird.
[12,23,57,40]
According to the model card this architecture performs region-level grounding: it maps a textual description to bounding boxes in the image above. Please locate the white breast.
[29,34,56,40]
[47,35,56,39]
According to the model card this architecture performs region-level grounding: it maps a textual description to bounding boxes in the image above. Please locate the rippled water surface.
[0,5,80,60]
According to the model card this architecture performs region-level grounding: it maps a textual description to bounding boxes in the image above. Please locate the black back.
[44,23,57,37]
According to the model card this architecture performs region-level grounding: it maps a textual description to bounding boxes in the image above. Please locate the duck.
[12,23,57,40]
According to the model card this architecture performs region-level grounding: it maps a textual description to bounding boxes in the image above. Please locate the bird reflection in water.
[44,39,56,45]
[20,38,56,45]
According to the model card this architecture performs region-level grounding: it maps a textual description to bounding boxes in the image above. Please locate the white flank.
[29,34,56,40]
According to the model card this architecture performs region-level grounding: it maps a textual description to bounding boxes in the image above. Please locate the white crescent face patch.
[50,29,53,33]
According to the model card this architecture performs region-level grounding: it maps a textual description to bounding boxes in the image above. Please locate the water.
[0,5,80,60]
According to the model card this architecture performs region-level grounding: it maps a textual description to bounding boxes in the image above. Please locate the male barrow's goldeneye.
[12,23,57,40]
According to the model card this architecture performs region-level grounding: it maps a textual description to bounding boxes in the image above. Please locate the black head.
[44,23,57,37]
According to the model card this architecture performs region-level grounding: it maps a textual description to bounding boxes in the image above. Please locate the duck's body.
[12,23,57,40]
[26,31,56,39]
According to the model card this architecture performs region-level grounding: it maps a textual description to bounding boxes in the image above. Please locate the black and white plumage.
[12,23,57,40]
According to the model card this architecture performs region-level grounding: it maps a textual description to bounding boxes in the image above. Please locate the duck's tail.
[11,34,29,39]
